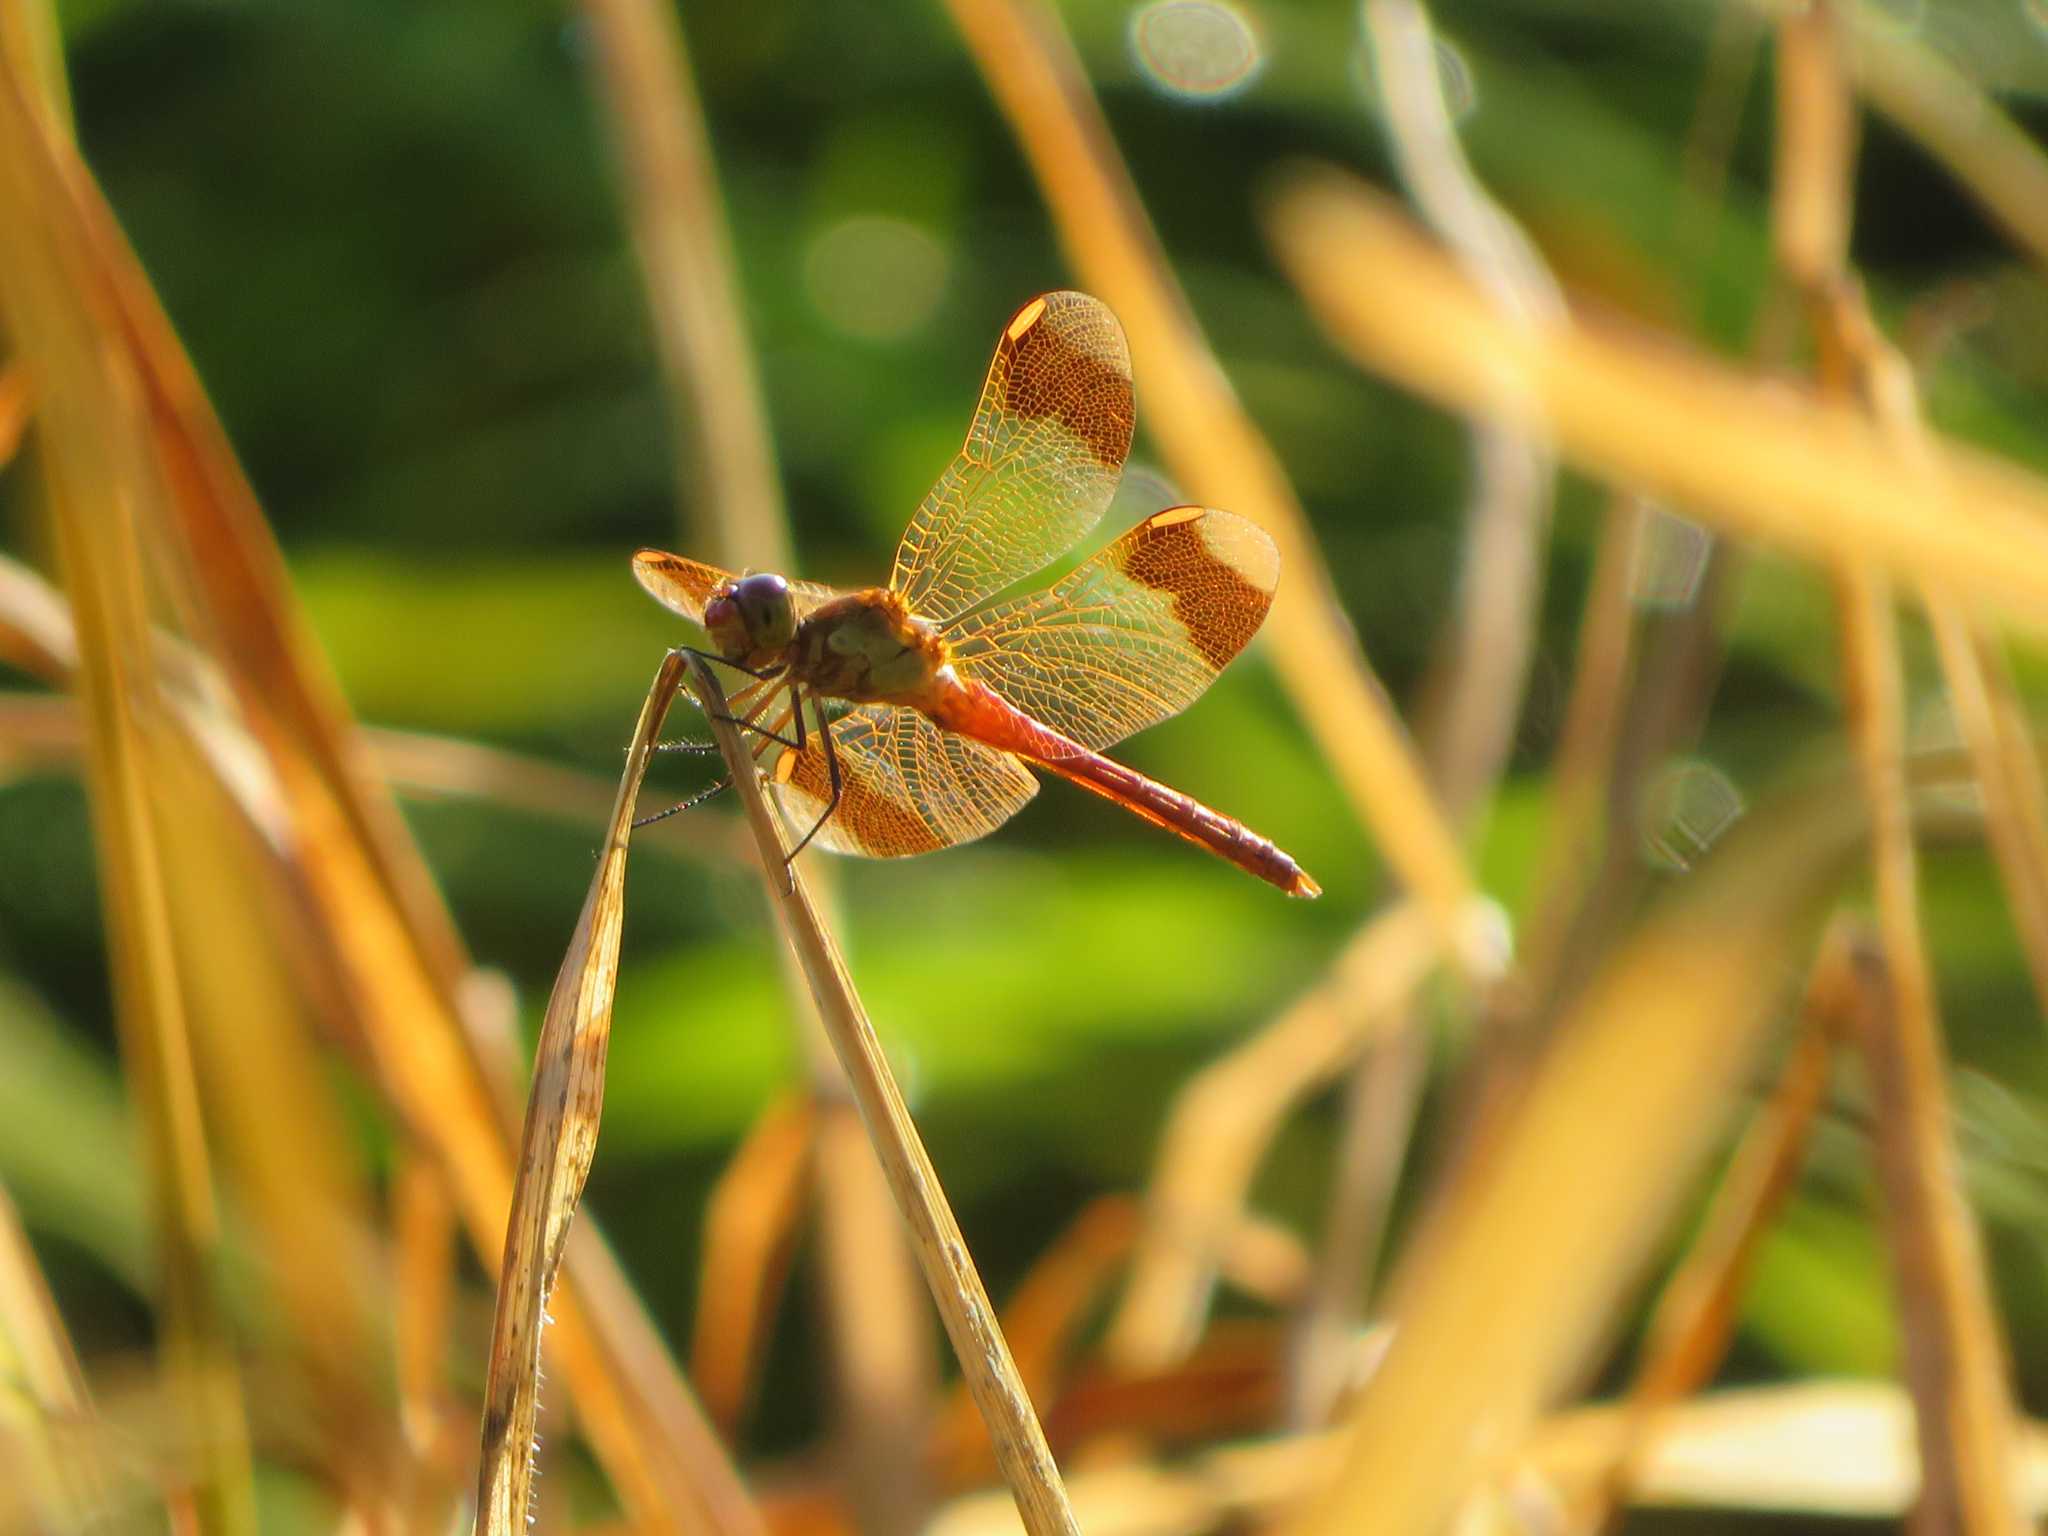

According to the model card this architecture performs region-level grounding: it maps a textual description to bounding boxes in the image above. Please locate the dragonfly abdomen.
[932,675,1320,898]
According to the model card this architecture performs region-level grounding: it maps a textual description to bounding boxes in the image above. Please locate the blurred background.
[7,0,2048,1531]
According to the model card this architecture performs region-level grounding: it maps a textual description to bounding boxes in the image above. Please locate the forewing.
[768,703,1039,858]
[632,548,843,626]
[948,507,1278,751]
[891,292,1134,624]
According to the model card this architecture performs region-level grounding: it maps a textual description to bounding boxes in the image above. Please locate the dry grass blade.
[1109,902,1435,1372]
[0,364,30,469]
[475,648,684,1536]
[393,1152,459,1458]
[929,1382,2048,1536]
[1821,291,2048,1021]
[1265,169,2048,631]
[1279,789,1859,1536]
[810,1097,940,1532]
[943,0,1478,949]
[1834,1,2048,275]
[581,13,938,1506]
[147,713,398,1505]
[1585,917,1854,1528]
[1364,0,1561,823]
[1289,1016,1426,1426]
[0,59,258,1536]
[0,1178,110,1526]
[1847,938,2028,1533]
[0,549,81,677]
[1515,494,1645,987]
[578,0,788,571]
[685,651,1079,1536]
[0,0,67,136]
[0,53,755,1523]
[691,1092,816,1436]
[1776,10,2026,1526]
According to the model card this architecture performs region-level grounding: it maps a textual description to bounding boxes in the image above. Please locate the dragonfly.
[634,290,1319,898]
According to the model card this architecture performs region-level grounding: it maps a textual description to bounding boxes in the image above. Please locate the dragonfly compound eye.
[732,572,796,649]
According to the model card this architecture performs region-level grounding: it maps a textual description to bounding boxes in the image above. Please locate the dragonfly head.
[705,571,796,659]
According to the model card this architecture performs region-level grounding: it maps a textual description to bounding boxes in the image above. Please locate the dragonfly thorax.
[794,588,948,705]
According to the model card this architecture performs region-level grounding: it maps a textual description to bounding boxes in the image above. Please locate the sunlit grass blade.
[1290,1016,1426,1426]
[475,648,683,1536]
[936,1196,1140,1488]
[1277,788,1859,1536]
[0,1,68,136]
[1513,494,1644,998]
[1853,937,2030,1530]
[1776,11,2027,1525]
[1265,168,2048,631]
[943,0,1479,950]
[0,60,257,1536]
[686,651,1080,1536]
[391,1151,463,1519]
[0,364,29,469]
[0,1178,111,1528]
[0,47,758,1526]
[0,551,81,681]
[928,1381,2048,1536]
[1,653,759,1534]
[146,712,399,1508]
[1362,0,1560,823]
[1586,917,1851,1527]
[579,0,789,572]
[1109,903,1435,1373]
[580,13,938,1508]
[692,1092,815,1436]
[809,1096,942,1532]
[1838,0,2048,275]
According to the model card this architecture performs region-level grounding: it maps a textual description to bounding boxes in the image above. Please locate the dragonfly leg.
[657,671,777,754]
[677,645,785,683]
[708,710,804,754]
[784,696,842,865]
[632,775,732,829]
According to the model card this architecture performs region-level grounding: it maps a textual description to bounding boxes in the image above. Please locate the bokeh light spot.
[803,216,951,343]
[1631,502,1713,610]
[1642,759,1746,872]
[1130,1,1263,101]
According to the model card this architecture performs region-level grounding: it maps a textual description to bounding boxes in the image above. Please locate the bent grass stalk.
[581,12,938,1509]
[683,651,1081,1536]
[474,647,687,1536]
[1266,169,2048,632]
[1778,10,2027,1525]
[0,47,755,1525]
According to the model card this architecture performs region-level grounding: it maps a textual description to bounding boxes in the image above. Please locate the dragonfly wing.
[633,548,844,627]
[947,507,1278,751]
[769,703,1039,858]
[892,292,1135,624]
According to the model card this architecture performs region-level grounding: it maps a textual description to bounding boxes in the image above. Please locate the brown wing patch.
[1120,506,1278,670]
[947,508,1279,751]
[890,291,1135,623]
[1000,290,1135,471]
